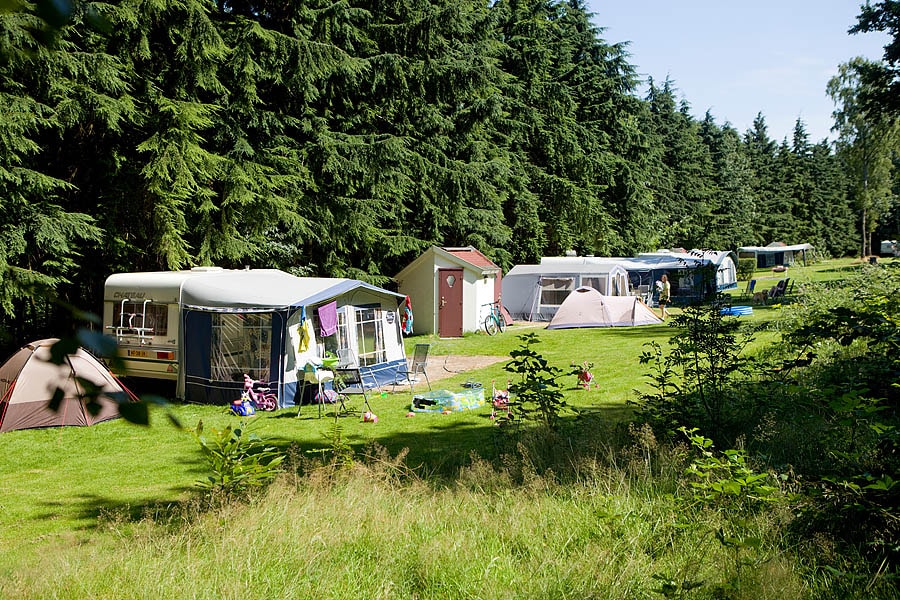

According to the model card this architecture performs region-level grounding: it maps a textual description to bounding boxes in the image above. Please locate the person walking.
[657,274,671,320]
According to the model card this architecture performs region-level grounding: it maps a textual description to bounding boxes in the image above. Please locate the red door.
[438,268,464,338]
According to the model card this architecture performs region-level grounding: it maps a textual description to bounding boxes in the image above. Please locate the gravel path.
[423,354,508,383]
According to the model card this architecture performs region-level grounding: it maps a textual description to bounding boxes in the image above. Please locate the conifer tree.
[698,114,756,249]
[742,113,780,245]
[643,79,715,249]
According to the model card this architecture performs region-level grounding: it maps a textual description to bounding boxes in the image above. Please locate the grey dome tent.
[0,339,130,432]
[546,287,662,329]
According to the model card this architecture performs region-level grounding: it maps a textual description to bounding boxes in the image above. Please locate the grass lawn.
[0,258,868,570]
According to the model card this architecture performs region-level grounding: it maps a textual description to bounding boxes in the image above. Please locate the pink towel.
[318,301,338,337]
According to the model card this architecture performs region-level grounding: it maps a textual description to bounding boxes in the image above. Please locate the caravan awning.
[179,270,405,312]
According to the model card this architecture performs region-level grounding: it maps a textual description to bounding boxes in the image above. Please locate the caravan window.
[354,307,386,366]
[210,313,272,381]
[111,302,168,337]
[540,277,575,306]
[580,276,607,295]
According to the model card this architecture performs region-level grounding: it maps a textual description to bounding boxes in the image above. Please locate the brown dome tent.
[0,339,132,432]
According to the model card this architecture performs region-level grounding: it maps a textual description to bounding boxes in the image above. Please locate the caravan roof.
[105,269,405,312]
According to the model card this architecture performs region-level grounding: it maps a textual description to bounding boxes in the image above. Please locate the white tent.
[546,287,662,329]
[0,339,130,432]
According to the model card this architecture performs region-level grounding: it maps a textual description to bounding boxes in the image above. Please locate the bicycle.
[482,301,506,335]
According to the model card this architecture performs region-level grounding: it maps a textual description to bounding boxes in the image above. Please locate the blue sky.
[587,1,892,144]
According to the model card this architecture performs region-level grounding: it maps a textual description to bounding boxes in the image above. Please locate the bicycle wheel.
[496,312,506,333]
[483,315,498,335]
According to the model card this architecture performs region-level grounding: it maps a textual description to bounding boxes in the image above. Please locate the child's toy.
[231,395,256,417]
[572,362,595,390]
[243,374,278,411]
[362,411,378,423]
[491,380,510,421]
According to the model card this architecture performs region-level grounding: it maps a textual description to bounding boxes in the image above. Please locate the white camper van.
[880,240,899,257]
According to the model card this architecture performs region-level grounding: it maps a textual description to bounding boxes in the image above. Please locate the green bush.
[737,257,756,281]
[193,420,284,497]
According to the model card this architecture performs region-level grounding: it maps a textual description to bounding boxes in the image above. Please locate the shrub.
[193,420,284,497]
[502,333,569,431]
[737,257,756,281]
[633,296,759,444]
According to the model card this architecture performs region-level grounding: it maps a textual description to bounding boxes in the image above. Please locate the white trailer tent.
[394,246,502,337]
[103,268,407,407]
[737,242,813,268]
[616,249,738,305]
[502,258,631,322]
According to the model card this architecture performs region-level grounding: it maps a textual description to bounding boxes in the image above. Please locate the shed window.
[540,277,575,306]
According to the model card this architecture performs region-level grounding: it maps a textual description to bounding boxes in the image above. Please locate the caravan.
[502,259,631,321]
[103,268,407,407]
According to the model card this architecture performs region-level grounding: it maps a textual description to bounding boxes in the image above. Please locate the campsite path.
[424,355,508,384]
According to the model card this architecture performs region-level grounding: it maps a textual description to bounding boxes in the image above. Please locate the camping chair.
[767,278,789,302]
[741,279,757,300]
[395,343,431,392]
[333,367,374,414]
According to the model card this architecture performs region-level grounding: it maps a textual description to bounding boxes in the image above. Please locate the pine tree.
[0,3,106,335]
[643,79,715,249]
[742,113,779,245]
[698,114,756,249]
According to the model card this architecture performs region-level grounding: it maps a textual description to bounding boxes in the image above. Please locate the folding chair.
[333,367,373,414]
[395,343,431,392]
[768,278,789,301]
[741,279,757,300]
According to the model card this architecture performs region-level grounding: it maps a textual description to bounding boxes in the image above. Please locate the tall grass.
[1,437,808,600]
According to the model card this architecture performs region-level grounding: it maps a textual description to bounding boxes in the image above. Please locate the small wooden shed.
[395,246,502,337]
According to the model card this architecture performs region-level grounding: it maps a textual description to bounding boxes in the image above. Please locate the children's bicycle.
[242,374,278,411]
[482,301,506,335]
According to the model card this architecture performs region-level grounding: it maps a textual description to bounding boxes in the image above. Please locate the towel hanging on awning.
[318,301,338,337]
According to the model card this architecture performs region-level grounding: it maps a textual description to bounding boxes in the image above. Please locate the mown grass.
[0,257,878,599]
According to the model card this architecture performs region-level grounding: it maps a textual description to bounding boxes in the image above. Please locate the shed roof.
[442,247,500,270]
[394,245,500,280]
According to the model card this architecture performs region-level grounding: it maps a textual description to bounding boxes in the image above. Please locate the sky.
[587,1,893,144]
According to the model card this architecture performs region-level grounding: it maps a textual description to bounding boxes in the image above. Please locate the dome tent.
[546,287,662,329]
[0,339,132,432]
